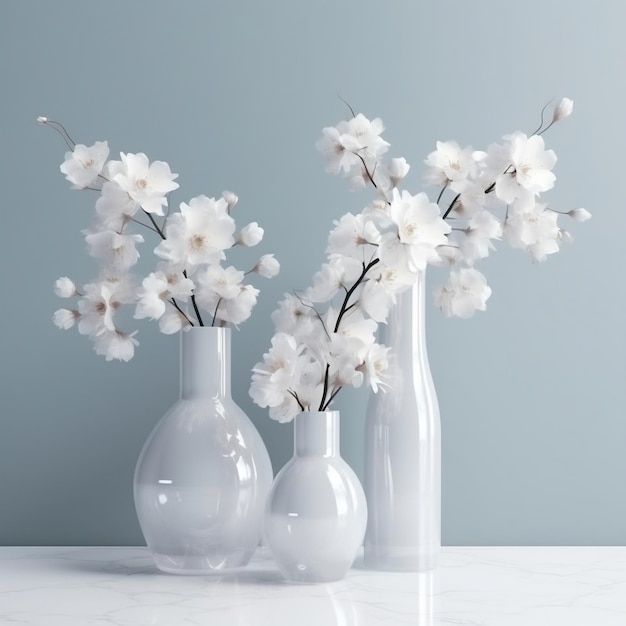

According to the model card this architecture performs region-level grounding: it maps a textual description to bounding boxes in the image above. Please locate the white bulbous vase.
[364,270,441,571]
[134,327,273,574]
[264,411,367,583]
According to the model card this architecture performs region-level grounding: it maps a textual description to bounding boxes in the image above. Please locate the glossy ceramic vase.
[134,327,273,574]
[364,270,441,571]
[264,411,367,583]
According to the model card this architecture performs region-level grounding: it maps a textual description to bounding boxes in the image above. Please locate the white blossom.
[54,277,77,298]
[424,140,477,188]
[112,152,179,215]
[222,190,239,211]
[53,308,78,330]
[197,265,244,300]
[217,285,259,325]
[77,281,121,336]
[237,222,264,247]
[95,181,139,230]
[159,310,189,334]
[306,257,361,303]
[383,189,451,271]
[327,213,381,260]
[434,268,492,318]
[93,330,139,362]
[250,333,306,409]
[458,210,503,265]
[505,200,561,262]
[154,195,236,269]
[254,254,280,278]
[568,208,591,222]
[493,133,557,203]
[60,141,109,189]
[553,97,574,123]
[357,343,390,392]
[84,230,144,271]
[134,272,169,320]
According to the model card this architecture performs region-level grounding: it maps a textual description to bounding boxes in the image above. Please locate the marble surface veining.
[1,546,625,625]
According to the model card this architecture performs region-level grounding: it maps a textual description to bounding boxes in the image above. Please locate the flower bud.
[238,222,264,246]
[558,229,574,243]
[255,254,280,278]
[568,208,591,222]
[552,98,574,123]
[54,276,77,298]
[222,190,239,210]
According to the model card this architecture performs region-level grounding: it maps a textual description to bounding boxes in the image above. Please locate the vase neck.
[382,270,427,361]
[180,327,231,399]
[294,411,340,457]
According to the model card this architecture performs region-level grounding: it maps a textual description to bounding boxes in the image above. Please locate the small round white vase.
[264,411,367,583]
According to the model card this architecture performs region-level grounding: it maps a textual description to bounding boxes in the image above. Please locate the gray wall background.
[1,0,623,546]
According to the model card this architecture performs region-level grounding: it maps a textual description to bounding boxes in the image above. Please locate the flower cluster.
[250,115,451,421]
[42,118,279,361]
[249,98,588,421]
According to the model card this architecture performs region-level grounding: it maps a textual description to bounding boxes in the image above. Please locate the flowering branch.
[250,97,589,421]
[42,120,280,360]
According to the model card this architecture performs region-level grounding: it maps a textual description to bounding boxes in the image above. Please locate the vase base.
[363,547,439,572]
[151,549,255,575]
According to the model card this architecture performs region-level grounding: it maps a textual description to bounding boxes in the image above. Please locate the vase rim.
[183,325,230,335]
[296,410,340,418]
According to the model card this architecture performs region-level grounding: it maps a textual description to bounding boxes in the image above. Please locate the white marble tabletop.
[1,546,625,625]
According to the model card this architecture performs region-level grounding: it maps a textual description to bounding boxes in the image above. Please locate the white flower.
[157,263,195,299]
[84,230,144,271]
[383,189,451,271]
[222,190,239,211]
[271,294,318,341]
[268,393,301,423]
[359,279,396,323]
[250,333,305,408]
[568,208,591,222]
[198,265,244,300]
[316,125,363,175]
[316,114,389,176]
[217,285,259,325]
[344,114,390,160]
[424,140,477,187]
[158,310,190,334]
[93,330,139,362]
[60,141,109,189]
[254,254,280,278]
[357,343,390,392]
[237,222,264,247]
[77,282,121,336]
[112,152,179,215]
[306,257,361,303]
[505,201,561,262]
[494,133,557,203]
[434,268,492,318]
[553,97,574,123]
[53,308,78,330]
[135,272,169,320]
[458,210,503,266]
[54,277,77,298]
[154,195,236,269]
[327,213,381,261]
[387,157,410,187]
[95,181,139,230]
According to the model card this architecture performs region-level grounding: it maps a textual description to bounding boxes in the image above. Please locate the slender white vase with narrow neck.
[364,270,441,571]
[264,411,368,583]
[134,327,273,574]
